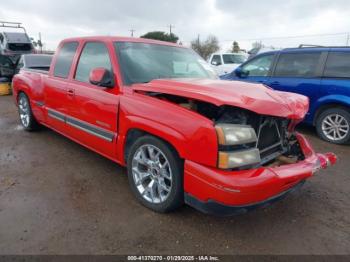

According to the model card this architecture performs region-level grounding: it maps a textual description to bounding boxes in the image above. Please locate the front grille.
[254,117,288,164]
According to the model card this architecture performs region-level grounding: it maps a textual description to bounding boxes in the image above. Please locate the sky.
[1,0,350,51]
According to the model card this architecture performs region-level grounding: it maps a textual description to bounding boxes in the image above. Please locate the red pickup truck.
[12,36,337,216]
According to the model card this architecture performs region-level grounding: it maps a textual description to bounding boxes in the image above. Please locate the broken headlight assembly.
[215,124,261,169]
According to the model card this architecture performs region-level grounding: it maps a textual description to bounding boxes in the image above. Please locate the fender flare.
[311,95,350,124]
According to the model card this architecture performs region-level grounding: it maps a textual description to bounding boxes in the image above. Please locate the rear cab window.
[274,52,322,78]
[53,42,78,78]
[323,51,350,78]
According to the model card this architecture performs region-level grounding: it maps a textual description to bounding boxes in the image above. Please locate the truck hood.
[132,78,309,120]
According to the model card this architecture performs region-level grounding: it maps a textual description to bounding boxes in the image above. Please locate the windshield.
[222,54,247,64]
[115,42,217,85]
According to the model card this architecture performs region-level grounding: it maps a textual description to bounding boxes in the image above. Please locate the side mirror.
[234,67,242,77]
[234,67,248,78]
[89,67,114,88]
[211,61,218,66]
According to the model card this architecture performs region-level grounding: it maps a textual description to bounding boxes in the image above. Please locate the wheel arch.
[123,127,184,165]
[312,96,350,125]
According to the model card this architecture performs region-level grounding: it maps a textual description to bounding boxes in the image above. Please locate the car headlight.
[215,124,260,169]
[218,149,261,169]
[215,124,257,145]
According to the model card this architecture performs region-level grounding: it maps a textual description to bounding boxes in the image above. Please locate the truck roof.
[60,36,186,48]
[2,32,31,43]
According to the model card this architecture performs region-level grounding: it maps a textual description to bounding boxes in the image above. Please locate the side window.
[53,42,78,78]
[75,42,112,83]
[324,52,350,78]
[274,52,321,78]
[241,54,274,77]
[211,55,222,66]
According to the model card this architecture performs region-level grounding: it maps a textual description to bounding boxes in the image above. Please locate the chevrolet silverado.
[12,36,337,215]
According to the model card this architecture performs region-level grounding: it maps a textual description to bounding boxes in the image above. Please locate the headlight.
[215,124,260,169]
[218,148,261,169]
[215,124,257,145]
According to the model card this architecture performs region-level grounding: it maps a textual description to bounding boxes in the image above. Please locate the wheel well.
[124,128,181,163]
[314,103,350,125]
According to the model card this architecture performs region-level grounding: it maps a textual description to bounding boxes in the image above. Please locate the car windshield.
[115,42,217,85]
[223,54,247,64]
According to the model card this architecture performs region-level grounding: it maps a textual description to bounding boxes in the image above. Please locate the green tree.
[141,31,179,43]
[191,35,220,60]
[231,41,240,53]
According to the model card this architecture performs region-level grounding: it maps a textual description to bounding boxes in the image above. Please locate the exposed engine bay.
[146,92,305,169]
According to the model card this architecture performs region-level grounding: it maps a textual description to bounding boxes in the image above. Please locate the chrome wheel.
[18,95,30,128]
[322,113,350,141]
[131,144,172,204]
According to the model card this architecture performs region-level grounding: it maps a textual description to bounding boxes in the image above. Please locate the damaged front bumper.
[184,133,337,216]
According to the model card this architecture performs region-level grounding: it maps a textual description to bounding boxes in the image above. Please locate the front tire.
[18,92,40,131]
[127,135,184,213]
[316,107,350,144]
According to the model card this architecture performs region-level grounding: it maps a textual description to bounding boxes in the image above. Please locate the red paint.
[12,36,337,209]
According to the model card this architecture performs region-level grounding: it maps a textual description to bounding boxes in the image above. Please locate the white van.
[208,52,247,76]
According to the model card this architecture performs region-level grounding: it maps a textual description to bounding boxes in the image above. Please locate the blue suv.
[222,46,350,144]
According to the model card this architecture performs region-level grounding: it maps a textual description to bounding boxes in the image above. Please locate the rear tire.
[127,135,184,213]
[316,107,350,144]
[18,92,40,131]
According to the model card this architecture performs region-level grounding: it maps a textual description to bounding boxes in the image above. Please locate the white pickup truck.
[208,52,247,76]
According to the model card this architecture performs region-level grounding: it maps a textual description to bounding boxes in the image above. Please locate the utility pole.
[168,24,174,35]
[38,32,42,53]
[130,29,135,37]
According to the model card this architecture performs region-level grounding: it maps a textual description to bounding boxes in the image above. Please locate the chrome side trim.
[46,107,114,142]
[47,109,65,122]
[66,117,114,142]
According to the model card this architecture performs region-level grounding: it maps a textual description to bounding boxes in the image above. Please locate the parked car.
[15,54,53,74]
[208,52,247,76]
[12,36,336,216]
[222,46,350,144]
[0,55,15,78]
[0,22,35,63]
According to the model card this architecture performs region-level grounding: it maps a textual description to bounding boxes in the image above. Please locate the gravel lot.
[0,95,349,255]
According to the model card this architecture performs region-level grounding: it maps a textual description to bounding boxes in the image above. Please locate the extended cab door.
[65,41,119,159]
[44,41,79,131]
[210,54,224,75]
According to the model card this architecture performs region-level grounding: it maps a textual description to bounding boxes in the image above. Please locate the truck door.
[44,41,78,132]
[65,41,119,159]
[210,54,224,76]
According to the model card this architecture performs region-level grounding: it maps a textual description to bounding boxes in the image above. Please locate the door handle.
[67,89,75,96]
[270,81,280,86]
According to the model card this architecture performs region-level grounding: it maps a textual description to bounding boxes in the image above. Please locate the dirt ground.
[0,95,349,255]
